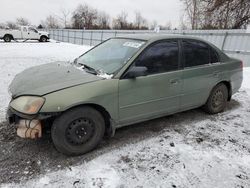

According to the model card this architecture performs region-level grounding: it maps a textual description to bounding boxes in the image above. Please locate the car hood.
[39,31,49,35]
[10,62,103,98]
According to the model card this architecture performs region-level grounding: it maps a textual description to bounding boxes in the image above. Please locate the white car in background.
[0,26,50,42]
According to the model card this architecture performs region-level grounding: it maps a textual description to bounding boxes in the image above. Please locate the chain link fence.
[46,29,250,66]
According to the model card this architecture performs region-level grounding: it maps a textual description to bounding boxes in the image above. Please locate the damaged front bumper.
[16,119,42,139]
[6,107,54,139]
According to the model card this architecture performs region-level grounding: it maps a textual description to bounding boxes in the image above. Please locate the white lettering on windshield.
[123,41,144,49]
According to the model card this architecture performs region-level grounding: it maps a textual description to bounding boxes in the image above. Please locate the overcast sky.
[0,0,183,27]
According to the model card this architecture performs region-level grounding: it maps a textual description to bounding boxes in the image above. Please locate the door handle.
[170,79,180,85]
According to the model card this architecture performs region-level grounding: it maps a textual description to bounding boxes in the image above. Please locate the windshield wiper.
[78,63,99,75]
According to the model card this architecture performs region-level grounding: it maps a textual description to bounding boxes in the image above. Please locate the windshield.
[76,38,145,75]
[29,27,38,33]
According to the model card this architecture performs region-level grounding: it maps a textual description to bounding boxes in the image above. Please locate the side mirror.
[124,66,148,79]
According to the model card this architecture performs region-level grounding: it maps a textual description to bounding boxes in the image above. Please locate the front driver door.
[28,27,39,39]
[118,40,182,126]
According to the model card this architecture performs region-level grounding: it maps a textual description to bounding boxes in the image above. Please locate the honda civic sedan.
[7,34,243,155]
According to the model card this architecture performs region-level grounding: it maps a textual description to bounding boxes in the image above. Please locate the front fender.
[40,79,119,121]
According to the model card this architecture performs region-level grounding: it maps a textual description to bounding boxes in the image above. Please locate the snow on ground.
[0,40,91,121]
[0,41,250,188]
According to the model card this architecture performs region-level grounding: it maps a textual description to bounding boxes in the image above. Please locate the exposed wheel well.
[4,34,13,39]
[217,81,232,101]
[40,35,48,39]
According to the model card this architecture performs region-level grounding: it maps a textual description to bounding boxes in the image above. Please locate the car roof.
[115,33,206,42]
[114,33,229,62]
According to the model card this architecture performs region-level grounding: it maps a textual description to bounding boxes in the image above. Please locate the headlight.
[10,96,45,115]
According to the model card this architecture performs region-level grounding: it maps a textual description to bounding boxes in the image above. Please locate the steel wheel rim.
[212,90,224,109]
[66,118,95,146]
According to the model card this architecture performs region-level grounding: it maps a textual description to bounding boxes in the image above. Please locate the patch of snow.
[0,41,91,121]
[98,72,113,79]
[243,68,250,89]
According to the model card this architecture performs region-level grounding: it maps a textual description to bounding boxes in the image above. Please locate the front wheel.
[203,83,228,114]
[51,106,105,156]
[39,36,47,42]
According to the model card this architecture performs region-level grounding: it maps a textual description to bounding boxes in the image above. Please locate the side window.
[135,40,179,74]
[183,40,210,67]
[29,27,38,33]
[23,27,27,32]
[210,48,219,63]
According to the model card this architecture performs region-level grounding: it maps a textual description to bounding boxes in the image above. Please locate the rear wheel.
[51,106,105,156]
[3,35,12,42]
[203,83,228,114]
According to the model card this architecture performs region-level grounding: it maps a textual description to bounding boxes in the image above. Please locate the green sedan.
[7,34,243,155]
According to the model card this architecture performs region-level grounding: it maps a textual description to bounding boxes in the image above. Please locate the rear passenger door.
[180,40,221,109]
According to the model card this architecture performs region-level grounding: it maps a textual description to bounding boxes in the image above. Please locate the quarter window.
[210,48,219,63]
[135,41,179,74]
[183,40,210,67]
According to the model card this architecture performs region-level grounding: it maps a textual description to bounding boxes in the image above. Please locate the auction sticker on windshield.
[123,41,145,48]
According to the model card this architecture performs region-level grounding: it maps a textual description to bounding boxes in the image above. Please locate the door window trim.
[120,39,182,79]
[180,39,221,69]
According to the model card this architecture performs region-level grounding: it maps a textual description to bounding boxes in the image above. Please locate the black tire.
[39,36,47,42]
[51,106,105,156]
[3,35,12,42]
[203,83,228,114]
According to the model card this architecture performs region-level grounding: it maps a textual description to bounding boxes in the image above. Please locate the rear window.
[183,40,210,67]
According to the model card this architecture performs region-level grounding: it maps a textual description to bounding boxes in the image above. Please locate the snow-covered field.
[0,41,250,188]
[0,40,91,121]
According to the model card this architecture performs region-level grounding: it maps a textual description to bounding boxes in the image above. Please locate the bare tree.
[204,0,250,29]
[0,23,6,29]
[182,0,250,29]
[179,14,189,30]
[72,4,98,29]
[97,11,110,29]
[134,11,148,29]
[181,0,202,29]
[57,9,71,28]
[6,22,18,29]
[42,15,60,29]
[150,20,158,30]
[16,17,30,26]
[112,11,129,29]
[164,21,172,30]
